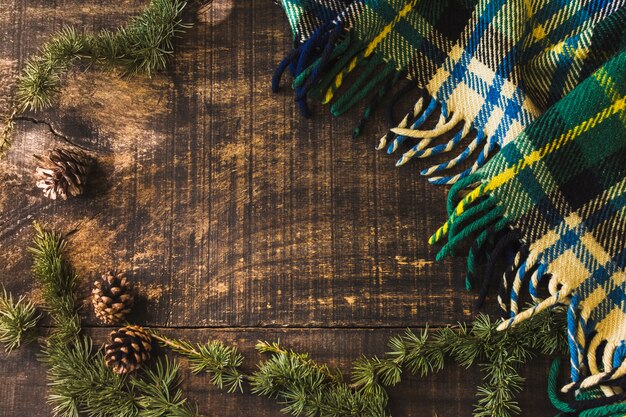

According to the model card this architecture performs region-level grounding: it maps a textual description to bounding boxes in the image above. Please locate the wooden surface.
[0,1,555,416]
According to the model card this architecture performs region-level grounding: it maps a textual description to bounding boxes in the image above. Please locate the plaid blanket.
[433,38,626,396]
[275,0,626,185]
[275,0,626,407]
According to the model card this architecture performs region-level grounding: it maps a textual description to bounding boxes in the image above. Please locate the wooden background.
[0,1,555,415]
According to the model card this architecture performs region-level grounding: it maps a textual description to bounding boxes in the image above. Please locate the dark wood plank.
[0,328,556,417]
[0,0,474,328]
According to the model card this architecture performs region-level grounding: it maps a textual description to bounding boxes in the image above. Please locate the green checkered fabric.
[275,0,626,408]
[276,0,626,185]
[435,36,626,396]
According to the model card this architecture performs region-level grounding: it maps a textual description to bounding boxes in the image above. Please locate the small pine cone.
[105,325,152,374]
[92,272,134,325]
[34,146,92,200]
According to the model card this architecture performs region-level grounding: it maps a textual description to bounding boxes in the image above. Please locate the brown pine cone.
[34,146,92,200]
[92,272,134,325]
[104,325,152,374]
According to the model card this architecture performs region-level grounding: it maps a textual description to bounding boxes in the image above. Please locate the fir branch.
[20,222,570,417]
[29,222,80,342]
[474,351,524,417]
[15,26,85,113]
[0,285,40,352]
[153,333,245,393]
[351,309,567,417]
[1,0,189,157]
[30,224,135,417]
[131,357,197,417]
[40,335,138,417]
[251,341,389,417]
[30,224,199,417]
[15,0,188,113]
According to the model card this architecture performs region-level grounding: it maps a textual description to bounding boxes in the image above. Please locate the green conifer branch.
[250,341,389,417]
[40,335,138,417]
[29,222,80,342]
[0,285,40,352]
[29,224,198,417]
[1,0,189,156]
[153,333,246,393]
[30,223,136,417]
[349,310,567,417]
[154,311,567,417]
[130,357,198,417]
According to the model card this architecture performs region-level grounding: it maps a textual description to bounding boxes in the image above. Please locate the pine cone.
[104,325,152,374]
[92,272,134,325]
[34,146,92,200]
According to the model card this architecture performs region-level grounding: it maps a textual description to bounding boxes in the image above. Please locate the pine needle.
[251,341,389,417]
[29,222,80,342]
[40,335,138,417]
[131,357,198,417]
[0,285,40,352]
[153,333,245,393]
[15,0,189,113]
[29,224,198,417]
[1,0,190,157]
[20,224,569,417]
[350,310,567,417]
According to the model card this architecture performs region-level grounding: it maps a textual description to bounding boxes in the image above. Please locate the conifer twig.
[1,0,190,157]
[15,222,570,417]
[0,285,40,352]
[29,222,80,342]
[131,357,198,417]
[152,332,246,393]
[30,223,199,417]
[251,340,390,417]
[350,310,567,417]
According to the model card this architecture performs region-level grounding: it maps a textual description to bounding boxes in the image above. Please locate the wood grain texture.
[0,0,555,416]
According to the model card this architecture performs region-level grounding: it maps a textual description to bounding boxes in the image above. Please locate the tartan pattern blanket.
[276,0,626,185]
[275,0,626,408]
[433,40,626,395]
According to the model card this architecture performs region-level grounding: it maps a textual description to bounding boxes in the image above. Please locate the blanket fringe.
[549,358,626,416]
[274,12,499,185]
[273,19,414,133]
[497,249,626,395]
[436,180,626,394]
[353,70,403,138]
[378,94,497,185]
[272,19,350,117]
[475,228,520,306]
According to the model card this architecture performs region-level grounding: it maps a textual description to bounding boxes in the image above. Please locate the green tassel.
[331,59,396,116]
[291,34,353,89]
[435,205,504,261]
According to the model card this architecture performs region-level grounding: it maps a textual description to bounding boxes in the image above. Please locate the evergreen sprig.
[350,310,567,417]
[0,285,40,352]
[251,341,389,417]
[13,223,572,417]
[40,335,138,417]
[154,334,245,393]
[29,222,80,342]
[30,224,198,417]
[30,223,136,417]
[1,0,189,156]
[154,311,567,417]
[16,0,188,113]
[131,357,197,417]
